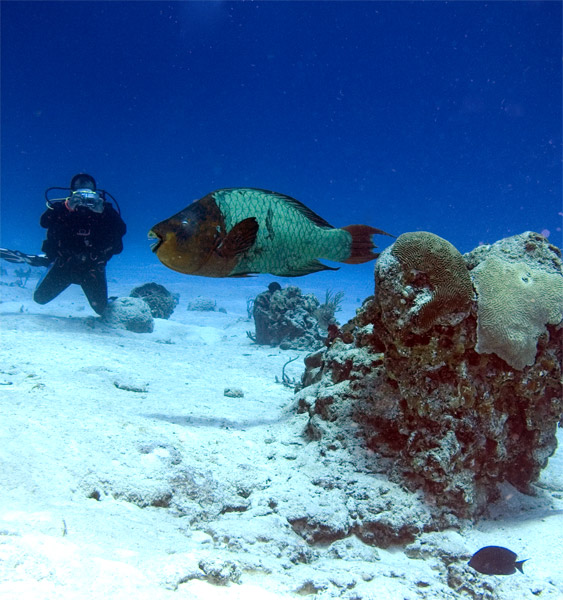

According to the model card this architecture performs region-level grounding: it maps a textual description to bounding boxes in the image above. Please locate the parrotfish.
[149,188,391,277]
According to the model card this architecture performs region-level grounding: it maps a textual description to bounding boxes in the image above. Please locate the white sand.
[1,263,562,599]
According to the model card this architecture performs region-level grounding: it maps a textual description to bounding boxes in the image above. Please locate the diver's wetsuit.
[34,201,126,315]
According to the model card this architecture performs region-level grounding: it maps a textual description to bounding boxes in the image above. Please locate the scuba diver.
[0,173,126,315]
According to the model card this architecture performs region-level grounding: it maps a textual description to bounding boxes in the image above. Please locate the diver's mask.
[66,188,104,213]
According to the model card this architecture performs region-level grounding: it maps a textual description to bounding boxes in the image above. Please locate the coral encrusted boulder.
[252,285,325,350]
[296,231,563,520]
[130,282,179,319]
[103,297,154,333]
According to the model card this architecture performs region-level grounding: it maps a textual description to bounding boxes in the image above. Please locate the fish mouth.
[148,230,163,253]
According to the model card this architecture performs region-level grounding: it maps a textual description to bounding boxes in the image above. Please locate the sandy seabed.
[1,262,562,600]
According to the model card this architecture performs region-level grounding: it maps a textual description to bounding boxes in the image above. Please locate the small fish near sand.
[468,546,529,575]
[149,188,392,277]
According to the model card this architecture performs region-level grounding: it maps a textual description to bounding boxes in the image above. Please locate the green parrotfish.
[149,188,392,277]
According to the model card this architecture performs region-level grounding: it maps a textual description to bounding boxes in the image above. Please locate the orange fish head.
[148,211,206,275]
[149,199,223,275]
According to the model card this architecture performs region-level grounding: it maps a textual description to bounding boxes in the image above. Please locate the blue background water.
[1,1,561,298]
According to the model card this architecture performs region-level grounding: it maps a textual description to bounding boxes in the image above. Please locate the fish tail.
[341,225,391,264]
[515,559,529,574]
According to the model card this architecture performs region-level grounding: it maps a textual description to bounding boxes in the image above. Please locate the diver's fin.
[216,218,259,258]
[0,248,50,267]
[276,260,340,277]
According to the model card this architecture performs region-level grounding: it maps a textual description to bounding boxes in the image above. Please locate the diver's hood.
[70,173,96,191]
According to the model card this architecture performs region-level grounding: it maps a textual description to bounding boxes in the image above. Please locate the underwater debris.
[130,282,179,319]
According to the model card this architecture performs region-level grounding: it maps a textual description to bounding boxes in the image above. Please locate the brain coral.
[390,232,473,331]
[472,256,563,369]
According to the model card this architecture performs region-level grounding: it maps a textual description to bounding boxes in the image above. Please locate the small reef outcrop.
[130,282,179,319]
[187,297,227,313]
[296,231,563,520]
[102,297,155,333]
[250,284,343,351]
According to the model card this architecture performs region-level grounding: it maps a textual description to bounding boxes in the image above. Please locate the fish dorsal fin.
[270,191,334,229]
[221,188,335,229]
[216,217,259,258]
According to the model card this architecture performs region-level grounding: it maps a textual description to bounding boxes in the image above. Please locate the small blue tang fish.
[468,546,529,575]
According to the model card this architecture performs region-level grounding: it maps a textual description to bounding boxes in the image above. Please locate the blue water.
[1,6,563,595]
[1,1,561,298]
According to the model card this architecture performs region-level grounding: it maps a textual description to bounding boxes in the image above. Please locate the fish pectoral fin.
[277,260,340,277]
[216,218,259,258]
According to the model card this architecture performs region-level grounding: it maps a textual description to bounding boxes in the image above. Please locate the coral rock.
[471,256,563,370]
[130,282,178,319]
[389,231,473,333]
[103,297,154,333]
[296,232,562,520]
[187,297,219,312]
[252,286,325,350]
